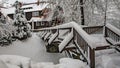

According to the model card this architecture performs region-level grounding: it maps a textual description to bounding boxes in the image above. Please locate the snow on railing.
[106,23,120,36]
[105,23,120,43]
[41,31,48,38]
[40,22,96,48]
[44,32,51,41]
[48,30,58,44]
[59,30,73,52]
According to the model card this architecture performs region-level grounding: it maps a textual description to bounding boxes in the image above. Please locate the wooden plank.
[60,37,74,53]
[95,46,111,51]
[63,47,77,51]
[83,26,103,29]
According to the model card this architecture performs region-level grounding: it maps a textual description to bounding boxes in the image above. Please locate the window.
[23,7,32,10]
[36,21,40,26]
[41,22,44,26]
[32,11,39,17]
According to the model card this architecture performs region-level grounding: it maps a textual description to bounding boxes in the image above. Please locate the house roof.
[1,3,49,15]
[29,17,43,22]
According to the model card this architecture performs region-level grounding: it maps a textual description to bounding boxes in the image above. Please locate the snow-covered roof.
[1,7,15,14]
[23,3,49,12]
[1,3,49,14]
[29,17,43,22]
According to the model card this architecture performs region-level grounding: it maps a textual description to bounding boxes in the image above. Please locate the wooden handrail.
[105,23,120,43]
[39,22,120,68]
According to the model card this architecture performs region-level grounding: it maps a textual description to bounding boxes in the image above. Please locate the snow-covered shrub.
[0,22,13,46]
[13,1,31,40]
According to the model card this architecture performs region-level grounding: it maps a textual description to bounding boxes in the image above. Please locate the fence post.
[90,48,95,68]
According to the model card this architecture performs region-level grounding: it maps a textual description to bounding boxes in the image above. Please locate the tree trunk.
[80,0,85,25]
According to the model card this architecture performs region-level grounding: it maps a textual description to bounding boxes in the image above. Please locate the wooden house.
[1,2,52,30]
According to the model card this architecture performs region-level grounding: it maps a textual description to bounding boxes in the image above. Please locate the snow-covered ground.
[0,33,66,63]
[0,33,89,68]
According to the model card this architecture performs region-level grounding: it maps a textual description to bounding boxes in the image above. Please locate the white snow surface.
[29,17,44,22]
[31,58,89,68]
[1,3,49,14]
[0,33,66,64]
[96,53,120,68]
[0,55,89,68]
[90,34,109,47]
[0,60,8,68]
[0,55,30,68]
[57,58,89,68]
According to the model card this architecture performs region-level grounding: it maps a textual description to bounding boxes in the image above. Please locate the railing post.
[104,26,107,37]
[90,48,95,68]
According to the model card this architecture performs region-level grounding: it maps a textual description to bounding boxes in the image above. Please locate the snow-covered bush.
[0,18,14,46]
[13,1,31,40]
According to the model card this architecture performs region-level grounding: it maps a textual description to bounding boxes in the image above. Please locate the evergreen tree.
[13,1,31,40]
[0,14,13,46]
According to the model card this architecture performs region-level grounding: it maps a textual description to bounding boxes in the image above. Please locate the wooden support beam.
[95,46,111,51]
[90,48,95,68]
[63,47,77,51]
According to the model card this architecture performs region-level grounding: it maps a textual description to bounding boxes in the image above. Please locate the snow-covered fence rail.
[38,22,120,68]
[105,23,120,42]
[0,29,13,46]
[105,23,120,52]
[38,22,97,68]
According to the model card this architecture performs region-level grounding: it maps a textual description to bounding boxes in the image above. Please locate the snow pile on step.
[31,62,55,68]
[0,55,31,68]
[0,55,89,68]
[6,64,20,68]
[32,58,89,68]
[0,60,8,68]
[56,58,89,68]
[90,34,109,48]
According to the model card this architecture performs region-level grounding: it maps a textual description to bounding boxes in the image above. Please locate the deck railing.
[105,24,120,43]
[83,26,103,34]
[38,22,120,68]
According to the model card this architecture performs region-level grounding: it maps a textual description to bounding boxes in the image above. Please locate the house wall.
[33,21,51,29]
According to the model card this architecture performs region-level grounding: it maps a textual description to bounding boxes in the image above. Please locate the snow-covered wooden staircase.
[38,22,120,68]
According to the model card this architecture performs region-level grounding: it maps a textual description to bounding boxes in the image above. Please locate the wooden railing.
[38,22,120,68]
[83,26,103,34]
[105,24,120,42]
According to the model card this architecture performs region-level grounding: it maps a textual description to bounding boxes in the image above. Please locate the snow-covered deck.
[0,33,66,64]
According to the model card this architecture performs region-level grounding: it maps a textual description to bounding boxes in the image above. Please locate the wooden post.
[90,48,95,68]
[32,21,34,31]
